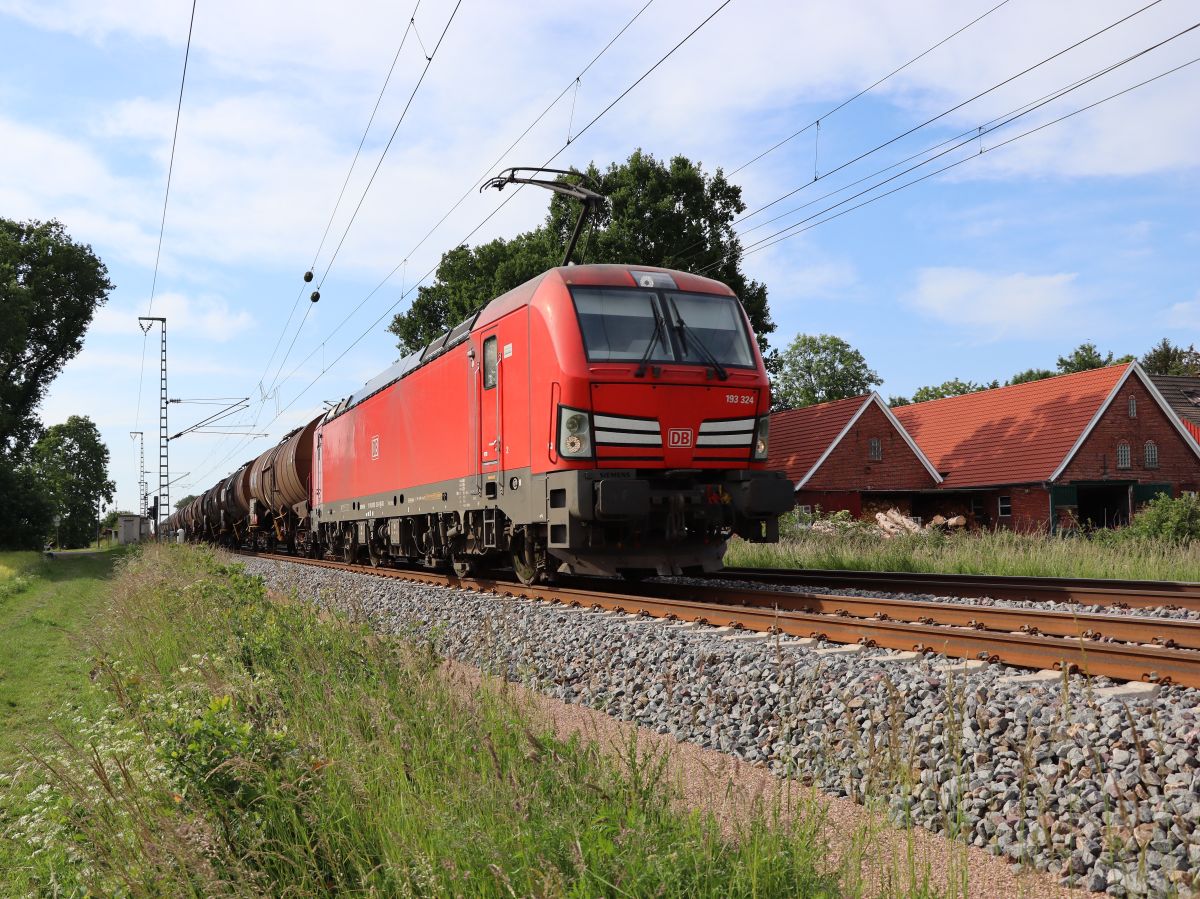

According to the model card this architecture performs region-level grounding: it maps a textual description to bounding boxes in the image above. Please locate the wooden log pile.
[873,508,966,538]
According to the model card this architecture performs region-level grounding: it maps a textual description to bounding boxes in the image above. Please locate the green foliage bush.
[1128,492,1200,544]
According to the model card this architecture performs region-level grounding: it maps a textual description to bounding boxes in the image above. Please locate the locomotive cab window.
[483,336,498,389]
[664,292,755,368]
[569,286,754,368]
[573,288,670,362]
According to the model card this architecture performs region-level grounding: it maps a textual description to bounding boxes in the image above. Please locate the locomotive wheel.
[342,542,356,565]
[368,543,383,568]
[510,532,542,586]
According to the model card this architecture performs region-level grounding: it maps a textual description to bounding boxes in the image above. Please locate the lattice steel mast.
[138,317,168,534]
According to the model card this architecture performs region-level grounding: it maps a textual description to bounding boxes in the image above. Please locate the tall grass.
[726,526,1200,581]
[0,550,45,603]
[2,545,838,897]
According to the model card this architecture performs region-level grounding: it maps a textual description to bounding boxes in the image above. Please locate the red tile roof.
[1186,420,1200,444]
[768,395,870,484]
[892,364,1130,488]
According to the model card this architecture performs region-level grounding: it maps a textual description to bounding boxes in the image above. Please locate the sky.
[1,0,1198,514]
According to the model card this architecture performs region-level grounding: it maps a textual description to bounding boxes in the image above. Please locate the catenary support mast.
[138,317,168,534]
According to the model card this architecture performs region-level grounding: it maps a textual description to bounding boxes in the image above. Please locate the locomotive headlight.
[558,405,592,458]
[753,416,770,460]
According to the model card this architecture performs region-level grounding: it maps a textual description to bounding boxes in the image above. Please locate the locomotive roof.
[326,264,735,423]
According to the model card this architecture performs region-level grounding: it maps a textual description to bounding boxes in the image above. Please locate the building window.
[1144,440,1159,469]
[998,496,1012,517]
[1128,395,1137,418]
[868,437,882,461]
[970,496,985,518]
[1116,441,1131,469]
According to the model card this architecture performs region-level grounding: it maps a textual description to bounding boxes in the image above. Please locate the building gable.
[1054,364,1200,485]
[804,397,941,491]
[767,395,870,486]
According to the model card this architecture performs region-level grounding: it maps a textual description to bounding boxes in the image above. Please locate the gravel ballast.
[239,557,1200,897]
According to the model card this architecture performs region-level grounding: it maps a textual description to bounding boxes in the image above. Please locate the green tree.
[908,378,998,404]
[31,416,115,549]
[174,493,198,512]
[1007,367,1055,385]
[0,463,53,549]
[1140,338,1200,376]
[1056,342,1133,374]
[772,334,881,410]
[389,150,773,355]
[0,219,113,455]
[888,395,911,407]
[100,508,136,531]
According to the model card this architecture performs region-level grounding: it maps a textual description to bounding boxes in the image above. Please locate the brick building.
[1150,374,1200,444]
[769,364,1200,531]
[768,393,941,518]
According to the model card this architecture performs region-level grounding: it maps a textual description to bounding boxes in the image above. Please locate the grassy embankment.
[726,524,1200,582]
[0,548,120,761]
[1,544,853,897]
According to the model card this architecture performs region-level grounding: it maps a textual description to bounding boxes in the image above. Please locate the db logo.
[667,428,692,448]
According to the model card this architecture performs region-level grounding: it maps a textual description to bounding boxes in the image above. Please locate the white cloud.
[907,267,1083,338]
[1167,295,1200,330]
[92,292,252,342]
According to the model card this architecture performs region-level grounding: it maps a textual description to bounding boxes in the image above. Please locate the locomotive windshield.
[571,287,755,367]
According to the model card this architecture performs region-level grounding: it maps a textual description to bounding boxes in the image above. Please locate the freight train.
[165,264,794,583]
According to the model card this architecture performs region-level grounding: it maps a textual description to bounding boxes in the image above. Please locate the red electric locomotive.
[310,263,793,582]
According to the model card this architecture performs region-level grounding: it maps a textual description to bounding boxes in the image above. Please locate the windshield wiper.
[635,306,666,377]
[672,313,728,381]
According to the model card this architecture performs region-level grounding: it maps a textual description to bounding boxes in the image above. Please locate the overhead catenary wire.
[254,0,425,399]
[730,0,1167,230]
[728,0,1015,176]
[670,0,1173,273]
[708,51,1200,268]
[184,0,732,493]
[184,1,662,492]
[134,0,198,433]
[193,0,455,490]
[734,38,1186,242]
[313,0,464,289]
[275,0,739,420]
[251,0,462,433]
[688,18,1200,276]
[272,0,659,396]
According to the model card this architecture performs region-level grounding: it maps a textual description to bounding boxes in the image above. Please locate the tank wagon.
[176,264,793,582]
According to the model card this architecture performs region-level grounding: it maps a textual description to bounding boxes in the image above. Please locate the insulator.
[310,290,320,303]
[303,270,314,283]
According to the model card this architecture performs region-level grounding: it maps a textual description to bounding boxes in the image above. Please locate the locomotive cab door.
[478,330,502,498]
[314,429,323,509]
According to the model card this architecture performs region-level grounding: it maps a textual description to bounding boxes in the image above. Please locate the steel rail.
[719,567,1200,610]
[238,551,1200,688]
[638,580,1200,650]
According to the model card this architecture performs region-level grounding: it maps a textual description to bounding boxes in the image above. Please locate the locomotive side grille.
[697,417,755,447]
[594,413,662,447]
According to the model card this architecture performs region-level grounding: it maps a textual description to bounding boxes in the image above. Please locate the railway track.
[240,550,1200,689]
[721,567,1200,611]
